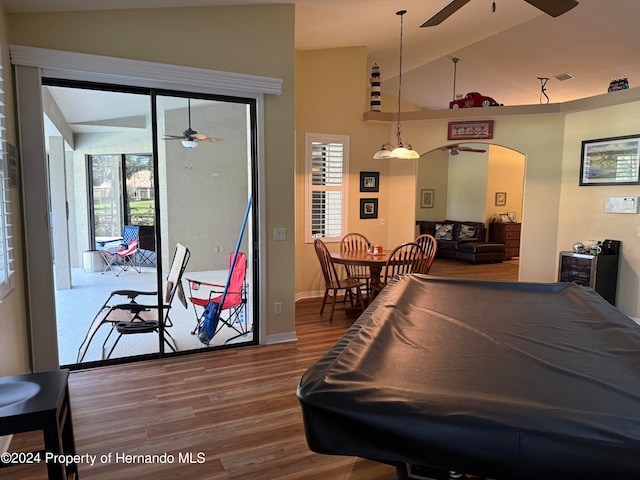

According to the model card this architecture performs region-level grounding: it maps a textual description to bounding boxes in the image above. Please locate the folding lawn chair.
[76,243,190,362]
[100,225,141,276]
[186,252,250,345]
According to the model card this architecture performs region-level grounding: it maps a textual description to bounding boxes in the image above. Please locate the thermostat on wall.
[605,196,640,214]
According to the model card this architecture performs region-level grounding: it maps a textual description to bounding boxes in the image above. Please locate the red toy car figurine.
[450,92,502,109]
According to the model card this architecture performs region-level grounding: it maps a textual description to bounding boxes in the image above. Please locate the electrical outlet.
[380,218,385,226]
[274,302,282,315]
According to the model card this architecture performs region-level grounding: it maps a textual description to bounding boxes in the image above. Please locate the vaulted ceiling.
[6,0,640,110]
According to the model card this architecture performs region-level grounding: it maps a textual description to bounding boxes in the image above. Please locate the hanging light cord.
[395,10,406,146]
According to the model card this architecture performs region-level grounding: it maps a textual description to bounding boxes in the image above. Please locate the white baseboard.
[295,290,324,302]
[266,331,298,344]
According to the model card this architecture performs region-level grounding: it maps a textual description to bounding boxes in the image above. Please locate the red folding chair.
[186,252,250,344]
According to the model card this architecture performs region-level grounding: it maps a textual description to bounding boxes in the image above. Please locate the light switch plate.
[274,227,287,241]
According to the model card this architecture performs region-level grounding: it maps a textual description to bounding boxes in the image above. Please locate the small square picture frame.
[495,192,507,206]
[360,198,378,219]
[420,189,434,208]
[360,171,380,192]
[507,212,517,222]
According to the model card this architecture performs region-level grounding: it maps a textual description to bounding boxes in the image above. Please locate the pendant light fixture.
[373,9,420,160]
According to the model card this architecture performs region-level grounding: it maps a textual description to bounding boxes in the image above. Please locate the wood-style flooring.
[4,259,517,480]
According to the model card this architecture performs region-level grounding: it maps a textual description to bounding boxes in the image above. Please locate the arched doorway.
[416,143,525,279]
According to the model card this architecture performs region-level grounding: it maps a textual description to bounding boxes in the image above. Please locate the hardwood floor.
[4,260,516,480]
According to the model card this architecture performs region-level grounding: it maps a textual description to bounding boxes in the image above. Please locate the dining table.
[330,249,390,300]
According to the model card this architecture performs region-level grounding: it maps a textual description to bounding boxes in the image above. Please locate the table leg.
[369,265,383,301]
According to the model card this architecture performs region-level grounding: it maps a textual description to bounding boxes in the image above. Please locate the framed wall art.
[579,134,640,186]
[420,189,434,208]
[360,171,380,192]
[448,120,494,141]
[360,198,378,219]
[495,192,507,206]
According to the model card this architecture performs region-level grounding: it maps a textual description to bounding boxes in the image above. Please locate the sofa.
[416,220,505,263]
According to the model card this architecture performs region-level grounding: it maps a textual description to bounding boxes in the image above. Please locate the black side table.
[0,369,78,479]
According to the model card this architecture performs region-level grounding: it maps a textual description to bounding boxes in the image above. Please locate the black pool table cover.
[296,275,640,479]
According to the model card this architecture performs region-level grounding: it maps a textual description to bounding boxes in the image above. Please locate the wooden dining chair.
[415,233,438,274]
[340,232,371,297]
[372,242,425,298]
[314,239,365,322]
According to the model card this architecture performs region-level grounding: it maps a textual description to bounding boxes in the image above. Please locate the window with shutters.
[0,56,15,301]
[304,133,349,243]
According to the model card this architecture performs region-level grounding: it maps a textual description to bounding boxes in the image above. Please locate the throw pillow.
[459,224,478,240]
[434,223,453,240]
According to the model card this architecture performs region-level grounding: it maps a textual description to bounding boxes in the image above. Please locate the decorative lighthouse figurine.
[370,63,382,112]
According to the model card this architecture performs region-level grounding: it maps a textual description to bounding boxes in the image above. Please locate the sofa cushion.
[459,223,478,241]
[434,223,454,240]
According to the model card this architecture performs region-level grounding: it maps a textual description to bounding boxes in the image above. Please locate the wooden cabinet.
[489,222,521,259]
[558,251,619,305]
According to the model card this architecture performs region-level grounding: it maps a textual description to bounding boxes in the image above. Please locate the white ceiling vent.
[554,73,574,81]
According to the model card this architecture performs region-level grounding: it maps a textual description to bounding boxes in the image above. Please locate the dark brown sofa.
[416,220,504,263]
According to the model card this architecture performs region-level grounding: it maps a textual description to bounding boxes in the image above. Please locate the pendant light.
[373,9,420,160]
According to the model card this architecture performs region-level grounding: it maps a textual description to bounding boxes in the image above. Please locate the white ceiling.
[6,0,640,111]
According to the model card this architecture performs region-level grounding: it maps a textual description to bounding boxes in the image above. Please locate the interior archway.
[416,142,525,278]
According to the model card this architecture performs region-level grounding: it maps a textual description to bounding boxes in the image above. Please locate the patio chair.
[186,252,251,345]
[100,225,140,276]
[314,239,365,322]
[76,243,190,362]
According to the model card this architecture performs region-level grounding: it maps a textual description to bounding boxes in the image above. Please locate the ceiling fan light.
[182,139,198,148]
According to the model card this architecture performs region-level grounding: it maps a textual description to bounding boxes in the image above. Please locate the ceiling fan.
[420,0,579,27]
[162,98,223,148]
[443,144,487,155]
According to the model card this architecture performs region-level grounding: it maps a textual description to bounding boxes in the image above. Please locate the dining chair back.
[415,233,438,273]
[314,239,365,322]
[373,242,425,297]
[340,232,371,296]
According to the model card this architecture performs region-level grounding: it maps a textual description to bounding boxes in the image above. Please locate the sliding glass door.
[43,81,257,368]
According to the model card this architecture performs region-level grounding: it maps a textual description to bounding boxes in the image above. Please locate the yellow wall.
[4,4,295,372]
[0,1,31,376]
[560,103,640,315]
[295,47,390,298]
[486,146,525,223]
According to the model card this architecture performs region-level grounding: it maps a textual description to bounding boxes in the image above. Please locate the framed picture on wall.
[360,198,378,219]
[420,189,434,208]
[495,192,507,206]
[448,120,494,140]
[579,134,640,185]
[360,171,380,192]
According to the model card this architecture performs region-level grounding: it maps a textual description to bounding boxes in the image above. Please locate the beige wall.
[4,4,295,370]
[416,150,449,221]
[295,47,390,298]
[0,1,31,376]
[560,103,640,315]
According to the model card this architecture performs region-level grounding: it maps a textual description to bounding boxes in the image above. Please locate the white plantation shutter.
[305,133,349,243]
[0,59,14,301]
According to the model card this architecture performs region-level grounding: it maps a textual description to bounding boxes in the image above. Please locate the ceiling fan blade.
[524,0,578,17]
[163,135,184,140]
[198,136,224,143]
[421,0,471,27]
[459,147,487,153]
